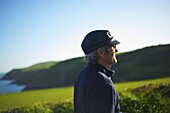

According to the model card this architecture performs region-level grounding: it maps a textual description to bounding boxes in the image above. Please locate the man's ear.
[97,48,104,58]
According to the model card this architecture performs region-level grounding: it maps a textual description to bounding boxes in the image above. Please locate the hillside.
[111,44,170,82]
[1,44,170,91]
[2,57,87,90]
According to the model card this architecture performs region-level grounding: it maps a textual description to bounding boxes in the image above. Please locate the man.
[74,30,120,113]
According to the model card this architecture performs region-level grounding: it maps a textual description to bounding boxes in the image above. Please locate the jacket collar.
[89,62,115,78]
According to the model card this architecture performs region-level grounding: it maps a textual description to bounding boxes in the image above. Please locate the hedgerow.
[0,100,73,113]
[120,83,170,113]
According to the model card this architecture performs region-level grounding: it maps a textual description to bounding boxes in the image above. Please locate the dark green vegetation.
[119,83,170,113]
[2,58,87,90]
[1,44,170,90]
[111,44,170,82]
[1,83,169,113]
[0,100,74,113]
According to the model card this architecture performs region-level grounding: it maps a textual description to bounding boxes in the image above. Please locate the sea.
[0,73,26,94]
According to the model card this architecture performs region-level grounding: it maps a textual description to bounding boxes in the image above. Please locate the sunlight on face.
[104,45,118,66]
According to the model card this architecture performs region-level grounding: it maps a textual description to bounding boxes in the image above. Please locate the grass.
[0,77,169,111]
[0,87,73,111]
[21,61,58,72]
[114,77,170,92]
[119,83,170,113]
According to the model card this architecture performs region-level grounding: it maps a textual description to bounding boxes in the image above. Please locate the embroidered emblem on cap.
[107,32,112,38]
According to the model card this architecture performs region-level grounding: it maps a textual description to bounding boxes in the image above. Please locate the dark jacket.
[74,62,120,113]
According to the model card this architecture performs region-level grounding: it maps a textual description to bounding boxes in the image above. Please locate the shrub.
[119,83,170,113]
[0,100,73,113]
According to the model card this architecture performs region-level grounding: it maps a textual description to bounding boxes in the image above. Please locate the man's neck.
[97,60,111,69]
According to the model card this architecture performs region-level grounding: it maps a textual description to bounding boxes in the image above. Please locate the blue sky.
[0,0,170,73]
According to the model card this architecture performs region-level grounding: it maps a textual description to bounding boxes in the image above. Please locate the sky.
[0,0,170,73]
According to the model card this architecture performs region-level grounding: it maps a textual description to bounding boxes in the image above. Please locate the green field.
[0,87,73,111]
[0,77,170,111]
[114,77,170,92]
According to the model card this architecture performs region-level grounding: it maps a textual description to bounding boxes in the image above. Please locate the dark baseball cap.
[81,30,120,54]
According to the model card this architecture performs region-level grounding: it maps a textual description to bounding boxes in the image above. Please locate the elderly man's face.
[104,45,118,65]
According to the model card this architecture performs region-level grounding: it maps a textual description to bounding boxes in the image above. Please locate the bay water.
[0,73,26,94]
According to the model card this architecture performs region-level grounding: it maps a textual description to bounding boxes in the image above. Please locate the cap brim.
[110,39,120,45]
